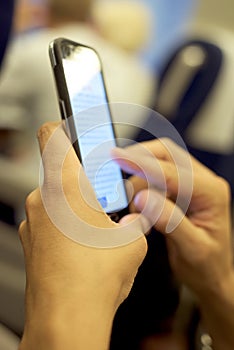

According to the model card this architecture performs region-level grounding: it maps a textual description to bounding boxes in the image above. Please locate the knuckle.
[163,162,177,187]
[160,137,176,152]
[161,137,173,146]
[193,236,221,268]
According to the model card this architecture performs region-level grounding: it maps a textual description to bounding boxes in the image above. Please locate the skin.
[18,122,147,350]
[112,138,234,350]
[19,123,234,350]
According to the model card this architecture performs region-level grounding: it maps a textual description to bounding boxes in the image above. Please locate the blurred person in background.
[0,0,154,162]
[91,0,152,54]
[13,0,49,34]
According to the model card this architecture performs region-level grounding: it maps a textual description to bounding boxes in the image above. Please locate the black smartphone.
[49,38,129,221]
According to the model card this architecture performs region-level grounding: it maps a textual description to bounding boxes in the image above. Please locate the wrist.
[20,284,118,350]
[197,271,234,350]
[198,270,234,307]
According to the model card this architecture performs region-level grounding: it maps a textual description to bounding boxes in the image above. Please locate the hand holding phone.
[49,38,129,221]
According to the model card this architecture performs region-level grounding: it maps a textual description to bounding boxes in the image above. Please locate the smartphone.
[49,38,129,221]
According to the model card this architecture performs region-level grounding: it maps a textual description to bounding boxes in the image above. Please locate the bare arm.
[112,138,234,350]
[18,122,147,350]
[198,268,234,350]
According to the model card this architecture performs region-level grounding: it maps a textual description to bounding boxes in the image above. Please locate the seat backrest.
[152,35,234,200]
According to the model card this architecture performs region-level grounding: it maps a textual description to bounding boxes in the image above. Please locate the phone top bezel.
[49,38,113,159]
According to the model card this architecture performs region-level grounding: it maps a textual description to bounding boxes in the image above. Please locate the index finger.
[130,138,214,176]
[111,143,193,214]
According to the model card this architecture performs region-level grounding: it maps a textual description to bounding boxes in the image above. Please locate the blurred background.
[0,0,234,349]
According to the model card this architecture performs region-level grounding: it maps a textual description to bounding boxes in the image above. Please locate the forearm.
[20,312,114,350]
[19,287,117,350]
[198,271,234,350]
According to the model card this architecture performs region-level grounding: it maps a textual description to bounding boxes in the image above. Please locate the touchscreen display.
[62,45,128,213]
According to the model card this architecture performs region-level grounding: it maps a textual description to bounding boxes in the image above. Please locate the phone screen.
[61,43,128,214]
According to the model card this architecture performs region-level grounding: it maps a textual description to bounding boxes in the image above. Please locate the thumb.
[134,189,201,250]
[119,213,151,235]
[38,122,113,229]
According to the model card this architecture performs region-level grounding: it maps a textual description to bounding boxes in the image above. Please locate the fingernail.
[133,191,151,211]
[139,214,151,234]
[111,147,130,159]
[133,191,142,209]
